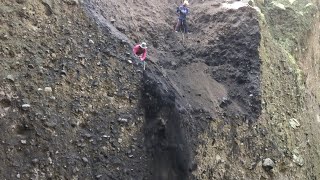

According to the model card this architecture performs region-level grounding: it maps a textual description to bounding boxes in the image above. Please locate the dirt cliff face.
[258,0,320,179]
[0,0,146,179]
[0,0,319,179]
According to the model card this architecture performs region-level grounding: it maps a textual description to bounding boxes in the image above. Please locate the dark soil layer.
[142,69,190,180]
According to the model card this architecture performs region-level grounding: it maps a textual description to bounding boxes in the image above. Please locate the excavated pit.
[84,0,264,179]
[1,0,319,179]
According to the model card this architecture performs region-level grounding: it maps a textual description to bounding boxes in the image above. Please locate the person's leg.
[175,19,182,32]
[183,19,188,33]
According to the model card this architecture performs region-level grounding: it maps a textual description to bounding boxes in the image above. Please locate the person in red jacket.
[133,42,147,61]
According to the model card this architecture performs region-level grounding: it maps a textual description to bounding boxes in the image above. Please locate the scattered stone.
[293,154,304,166]
[78,53,86,58]
[73,167,80,173]
[116,25,126,32]
[272,1,286,10]
[249,162,256,170]
[22,104,31,110]
[128,60,132,64]
[80,59,85,66]
[27,64,34,69]
[102,135,110,138]
[63,0,79,5]
[96,174,103,178]
[110,18,116,23]
[118,138,123,143]
[21,140,27,144]
[305,3,313,7]
[48,157,53,164]
[118,118,128,123]
[262,158,275,171]
[88,39,94,44]
[32,158,39,165]
[160,118,166,126]
[6,75,15,82]
[128,154,133,158]
[101,146,108,154]
[0,32,9,41]
[61,70,67,76]
[219,97,232,108]
[82,157,89,163]
[17,173,21,178]
[289,118,300,129]
[44,87,53,93]
[92,80,99,87]
[77,142,86,147]
[215,155,222,163]
[51,53,57,58]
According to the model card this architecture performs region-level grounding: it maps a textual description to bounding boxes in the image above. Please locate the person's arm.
[140,49,147,61]
[133,45,139,54]
[176,6,180,13]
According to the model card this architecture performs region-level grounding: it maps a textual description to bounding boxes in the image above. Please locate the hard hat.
[183,1,189,5]
[140,42,147,49]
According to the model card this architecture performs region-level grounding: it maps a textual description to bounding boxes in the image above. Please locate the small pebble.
[44,87,52,92]
[89,39,94,44]
[82,157,89,163]
[22,104,31,110]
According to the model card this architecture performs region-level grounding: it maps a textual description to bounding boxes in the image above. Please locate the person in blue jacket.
[175,1,190,33]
